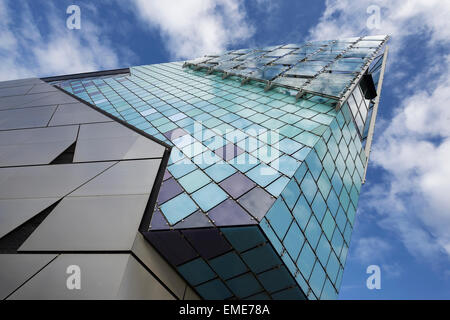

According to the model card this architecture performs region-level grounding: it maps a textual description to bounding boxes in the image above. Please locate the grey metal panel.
[0,198,60,238]
[0,92,56,111]
[0,162,115,200]
[69,159,161,197]
[0,105,56,130]
[8,254,173,300]
[0,125,78,167]
[27,83,58,95]
[19,194,148,251]
[18,91,79,109]
[117,255,174,300]
[74,122,166,162]
[8,254,129,299]
[0,78,42,89]
[48,103,111,126]
[0,253,57,300]
[0,85,33,98]
[132,232,186,299]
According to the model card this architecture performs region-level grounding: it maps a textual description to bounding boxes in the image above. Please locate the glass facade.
[53,35,388,300]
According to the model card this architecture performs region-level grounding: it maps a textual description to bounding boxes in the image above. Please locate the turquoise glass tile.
[292,194,312,230]
[282,178,300,210]
[322,211,336,241]
[312,191,327,222]
[297,241,315,279]
[265,198,292,239]
[266,176,290,197]
[300,172,317,204]
[283,221,304,260]
[246,164,280,187]
[294,131,320,147]
[278,138,303,155]
[331,232,343,262]
[326,251,340,284]
[316,234,331,266]
[177,257,215,285]
[309,262,326,298]
[305,215,321,248]
[167,160,197,179]
[178,169,211,193]
[317,171,331,199]
[279,124,302,138]
[205,163,236,182]
[292,146,311,161]
[160,192,198,225]
[196,279,232,300]
[275,155,300,177]
[192,183,228,211]
[321,278,338,300]
[305,151,322,180]
[209,252,247,280]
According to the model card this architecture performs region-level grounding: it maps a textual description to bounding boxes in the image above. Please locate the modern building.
[0,35,388,300]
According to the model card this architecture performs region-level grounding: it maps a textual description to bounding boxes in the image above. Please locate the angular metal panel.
[69,159,161,197]
[8,254,128,299]
[48,103,111,126]
[19,194,148,251]
[0,105,56,130]
[74,122,166,162]
[0,162,115,200]
[0,198,60,238]
[0,253,57,299]
[0,125,78,167]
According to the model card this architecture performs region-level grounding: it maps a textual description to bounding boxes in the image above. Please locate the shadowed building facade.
[0,35,388,300]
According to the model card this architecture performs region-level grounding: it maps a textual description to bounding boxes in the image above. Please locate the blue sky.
[1,0,449,299]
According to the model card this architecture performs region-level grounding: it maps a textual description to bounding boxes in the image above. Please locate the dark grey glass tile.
[143,230,198,266]
[207,199,256,227]
[149,208,169,230]
[157,177,183,204]
[214,143,244,161]
[19,194,148,251]
[163,169,172,181]
[219,172,256,199]
[174,210,213,229]
[182,228,231,259]
[238,187,275,221]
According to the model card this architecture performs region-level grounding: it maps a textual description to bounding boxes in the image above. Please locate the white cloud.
[352,237,392,264]
[309,0,450,265]
[129,0,254,59]
[0,0,123,81]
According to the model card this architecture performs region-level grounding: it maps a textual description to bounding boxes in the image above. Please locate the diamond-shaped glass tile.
[192,183,228,211]
[160,192,198,225]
